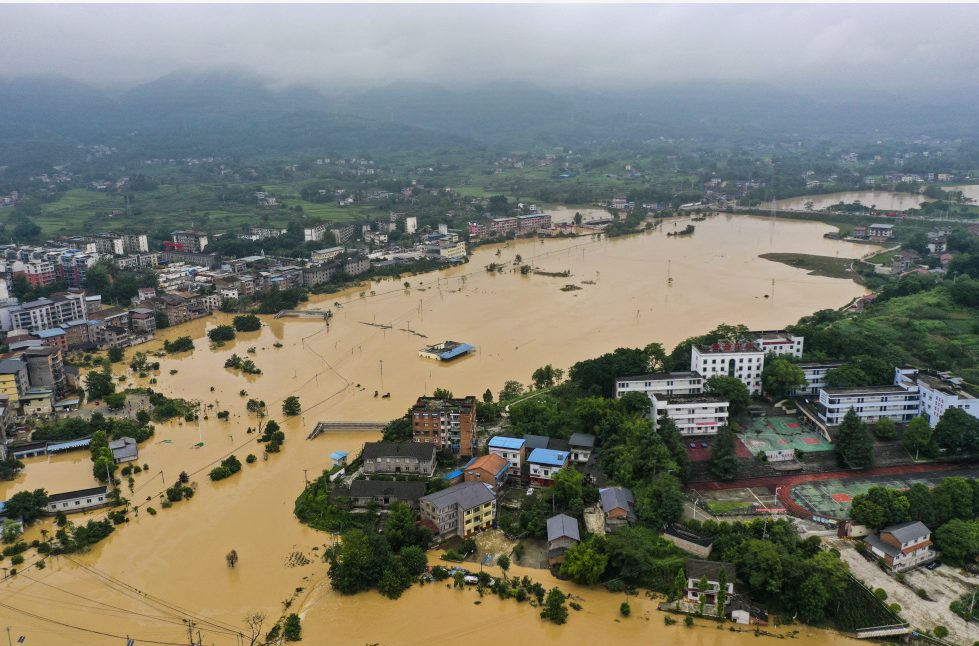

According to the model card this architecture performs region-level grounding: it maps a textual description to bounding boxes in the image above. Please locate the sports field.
[791,468,979,520]
[739,415,832,454]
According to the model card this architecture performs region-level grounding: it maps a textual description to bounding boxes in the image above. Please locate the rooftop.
[348,479,426,501]
[618,371,702,382]
[464,453,509,479]
[663,524,714,548]
[695,340,763,354]
[685,559,736,583]
[882,520,930,544]
[48,486,108,503]
[568,433,595,448]
[420,481,495,511]
[488,436,525,450]
[599,487,635,518]
[661,394,729,406]
[823,385,913,396]
[362,441,436,462]
[546,513,581,543]
[527,448,569,467]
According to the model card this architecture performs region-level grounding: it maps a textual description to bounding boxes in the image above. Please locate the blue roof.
[0,502,5,513]
[438,343,475,360]
[36,327,65,338]
[47,438,92,452]
[528,448,569,467]
[488,436,525,450]
[444,469,464,480]
[329,451,348,460]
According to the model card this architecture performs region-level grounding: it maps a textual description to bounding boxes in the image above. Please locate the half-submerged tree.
[226,549,239,568]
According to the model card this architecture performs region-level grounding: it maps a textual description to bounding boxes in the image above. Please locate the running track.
[690,462,975,520]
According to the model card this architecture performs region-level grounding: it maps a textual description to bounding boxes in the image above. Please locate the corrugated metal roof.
[488,436,525,450]
[527,448,568,467]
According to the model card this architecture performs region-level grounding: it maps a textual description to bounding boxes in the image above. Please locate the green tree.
[208,325,236,343]
[835,409,874,468]
[107,346,124,363]
[873,417,897,440]
[383,502,429,552]
[935,407,979,455]
[552,468,584,509]
[531,364,560,389]
[104,392,126,410]
[483,388,494,403]
[282,613,302,641]
[498,380,524,401]
[634,474,684,529]
[540,587,569,624]
[399,545,428,576]
[559,536,608,585]
[825,365,872,388]
[934,519,979,564]
[497,554,511,579]
[709,425,740,481]
[697,575,708,614]
[86,362,116,400]
[282,396,301,416]
[850,487,909,530]
[233,314,262,332]
[671,567,687,601]
[704,376,751,417]
[761,357,806,400]
[431,387,453,400]
[902,416,934,459]
[716,567,728,619]
[326,529,393,594]
[4,489,49,524]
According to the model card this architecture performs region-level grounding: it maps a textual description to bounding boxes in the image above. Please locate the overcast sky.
[2,4,979,97]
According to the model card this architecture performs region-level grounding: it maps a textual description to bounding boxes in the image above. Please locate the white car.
[526,487,534,496]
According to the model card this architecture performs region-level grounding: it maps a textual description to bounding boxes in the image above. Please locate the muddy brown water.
[0,215,866,644]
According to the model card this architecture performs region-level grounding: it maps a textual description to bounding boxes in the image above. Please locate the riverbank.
[758,253,865,283]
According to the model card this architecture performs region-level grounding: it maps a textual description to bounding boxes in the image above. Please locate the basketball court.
[739,415,832,455]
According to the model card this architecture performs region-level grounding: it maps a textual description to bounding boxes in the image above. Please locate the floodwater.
[543,205,614,224]
[0,215,869,645]
[770,190,927,212]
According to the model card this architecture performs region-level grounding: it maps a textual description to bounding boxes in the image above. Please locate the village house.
[864,521,934,571]
[462,453,510,491]
[345,480,427,509]
[599,486,636,532]
[109,437,138,464]
[546,513,581,566]
[685,559,736,605]
[891,251,919,275]
[419,481,496,540]
[527,448,569,487]
[662,524,713,558]
[568,433,595,464]
[487,436,526,477]
[361,441,437,476]
[44,486,109,514]
[868,223,895,241]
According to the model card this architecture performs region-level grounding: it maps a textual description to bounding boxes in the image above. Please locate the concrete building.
[868,224,895,241]
[662,524,713,558]
[817,384,920,426]
[311,247,345,263]
[568,433,595,464]
[685,560,736,605]
[793,361,845,397]
[864,521,933,571]
[652,394,729,436]
[527,448,569,487]
[404,216,418,235]
[691,340,766,395]
[615,371,704,399]
[546,513,580,566]
[23,347,66,397]
[0,359,29,403]
[411,395,478,458]
[3,292,88,333]
[419,481,496,540]
[170,230,209,254]
[751,330,804,358]
[599,486,636,532]
[487,436,526,476]
[361,441,437,476]
[896,368,979,427]
[45,486,109,514]
[463,453,509,491]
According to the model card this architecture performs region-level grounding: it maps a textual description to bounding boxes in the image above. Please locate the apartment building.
[615,371,704,399]
[419,481,496,540]
[170,230,209,254]
[691,341,766,395]
[361,441,437,476]
[411,395,478,457]
[817,384,920,426]
[792,361,845,396]
[752,330,804,358]
[651,394,730,436]
[2,292,88,333]
[896,368,979,427]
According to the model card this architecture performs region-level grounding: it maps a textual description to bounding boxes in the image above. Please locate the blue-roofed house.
[528,448,569,487]
[463,453,510,491]
[488,436,526,477]
[329,450,348,467]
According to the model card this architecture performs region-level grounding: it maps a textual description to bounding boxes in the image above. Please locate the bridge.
[275,309,332,320]
[308,420,387,440]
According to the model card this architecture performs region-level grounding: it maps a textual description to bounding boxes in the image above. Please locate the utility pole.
[303,469,309,488]
[6,626,12,646]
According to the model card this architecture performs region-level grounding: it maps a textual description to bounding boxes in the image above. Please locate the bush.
[209,455,243,481]
[208,325,236,343]
[874,588,888,601]
[620,601,631,617]
[233,314,262,332]
[684,616,694,627]
[246,454,257,464]
[282,613,302,641]
[935,626,949,639]
[163,337,194,353]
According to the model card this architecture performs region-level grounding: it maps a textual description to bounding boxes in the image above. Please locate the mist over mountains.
[1,71,977,165]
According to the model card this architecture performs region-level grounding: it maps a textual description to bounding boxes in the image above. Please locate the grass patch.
[759,252,862,282]
[705,500,755,514]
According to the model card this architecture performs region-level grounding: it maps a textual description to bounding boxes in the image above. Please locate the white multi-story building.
[405,216,418,235]
[817,384,920,426]
[691,341,766,395]
[2,292,88,333]
[651,394,729,436]
[752,330,804,358]
[895,368,979,428]
[487,436,525,476]
[615,371,704,399]
[793,361,845,397]
[303,224,328,243]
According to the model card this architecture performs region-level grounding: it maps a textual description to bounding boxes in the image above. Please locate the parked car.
[689,441,697,448]
[926,561,941,570]
[701,440,709,448]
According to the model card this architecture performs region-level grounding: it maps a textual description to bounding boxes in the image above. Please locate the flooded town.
[3,4,979,645]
